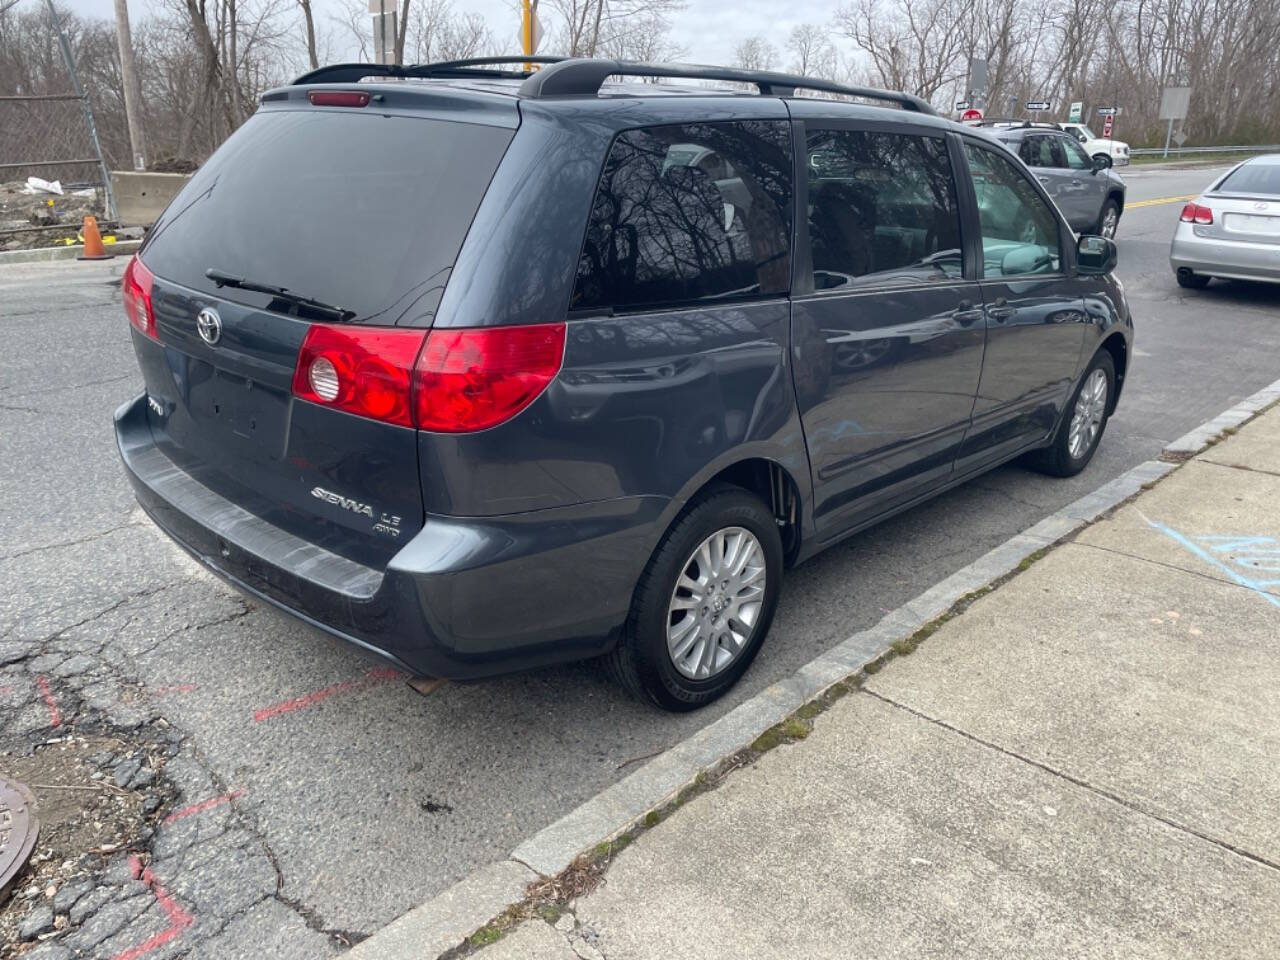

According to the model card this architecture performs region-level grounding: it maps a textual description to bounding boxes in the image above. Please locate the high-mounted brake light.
[290,322,566,432]
[123,254,156,340]
[307,91,370,108]
[1180,202,1213,225]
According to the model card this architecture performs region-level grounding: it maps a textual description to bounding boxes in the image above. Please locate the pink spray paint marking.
[253,666,403,723]
[163,789,245,825]
[35,675,61,727]
[112,856,194,960]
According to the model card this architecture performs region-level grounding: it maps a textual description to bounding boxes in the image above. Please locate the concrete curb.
[0,239,141,266]
[344,375,1280,959]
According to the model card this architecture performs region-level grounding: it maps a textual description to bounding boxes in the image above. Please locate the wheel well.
[1108,190,1124,214]
[1099,333,1127,412]
[706,459,802,561]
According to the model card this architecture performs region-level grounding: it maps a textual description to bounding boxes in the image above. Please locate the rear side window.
[1216,161,1280,195]
[1019,135,1064,169]
[141,109,513,326]
[805,129,963,288]
[571,121,793,314]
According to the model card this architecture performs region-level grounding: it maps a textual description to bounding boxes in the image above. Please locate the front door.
[790,123,986,539]
[955,139,1090,473]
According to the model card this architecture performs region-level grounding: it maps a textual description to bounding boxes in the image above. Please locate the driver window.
[805,129,964,290]
[1063,137,1093,170]
[964,142,1062,278]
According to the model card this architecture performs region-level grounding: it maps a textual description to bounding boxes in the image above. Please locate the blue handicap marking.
[1142,521,1280,610]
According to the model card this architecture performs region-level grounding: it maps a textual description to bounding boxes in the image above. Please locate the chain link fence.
[0,93,114,246]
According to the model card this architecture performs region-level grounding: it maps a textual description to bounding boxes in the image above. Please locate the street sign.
[1173,130,1188,146]
[1026,100,1051,112]
[516,5,543,53]
[1102,114,1114,137]
[1096,107,1118,116]
[955,100,970,111]
[1158,86,1192,121]
[1068,100,1083,123]
[960,107,983,124]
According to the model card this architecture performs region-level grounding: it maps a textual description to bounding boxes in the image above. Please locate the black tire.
[606,485,783,711]
[1025,350,1116,478]
[1095,198,1120,238]
[1176,270,1211,289]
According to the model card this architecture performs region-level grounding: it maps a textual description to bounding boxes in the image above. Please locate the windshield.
[1074,125,1097,139]
[141,109,513,326]
[1215,161,1280,196]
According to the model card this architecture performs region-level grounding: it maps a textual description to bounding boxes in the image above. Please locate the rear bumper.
[115,393,666,679]
[1170,224,1280,284]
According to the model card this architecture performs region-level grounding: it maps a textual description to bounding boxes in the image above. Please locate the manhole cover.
[0,777,39,900]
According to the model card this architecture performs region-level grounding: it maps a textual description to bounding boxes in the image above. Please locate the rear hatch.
[1200,159,1280,245]
[129,88,516,566]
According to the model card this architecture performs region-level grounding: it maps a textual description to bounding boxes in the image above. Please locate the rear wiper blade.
[205,268,356,323]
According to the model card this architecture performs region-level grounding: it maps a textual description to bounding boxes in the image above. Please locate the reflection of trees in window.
[573,121,793,313]
[807,131,962,283]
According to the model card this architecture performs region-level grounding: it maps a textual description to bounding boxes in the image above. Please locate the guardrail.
[1130,144,1280,157]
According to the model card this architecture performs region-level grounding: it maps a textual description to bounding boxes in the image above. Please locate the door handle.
[987,297,1016,323]
[954,300,982,327]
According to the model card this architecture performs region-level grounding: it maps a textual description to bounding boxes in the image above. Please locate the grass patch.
[1016,548,1047,572]
[467,925,503,948]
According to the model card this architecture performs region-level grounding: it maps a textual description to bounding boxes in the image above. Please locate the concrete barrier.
[110,171,191,227]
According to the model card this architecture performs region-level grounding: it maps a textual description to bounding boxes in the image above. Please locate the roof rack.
[516,59,937,115]
[976,118,1063,130]
[292,56,565,86]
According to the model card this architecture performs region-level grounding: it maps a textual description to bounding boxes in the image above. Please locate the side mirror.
[1077,234,1117,275]
[1092,153,1112,172]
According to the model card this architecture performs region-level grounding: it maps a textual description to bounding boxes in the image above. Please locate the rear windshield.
[141,109,513,325]
[1215,161,1280,196]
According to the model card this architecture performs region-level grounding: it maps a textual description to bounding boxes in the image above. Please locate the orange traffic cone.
[77,215,113,261]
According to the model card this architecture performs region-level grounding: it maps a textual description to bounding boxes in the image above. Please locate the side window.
[1063,137,1092,170]
[805,129,964,289]
[571,121,793,314]
[1021,135,1060,169]
[963,142,1062,278]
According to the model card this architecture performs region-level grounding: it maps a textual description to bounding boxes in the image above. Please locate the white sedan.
[1170,155,1280,289]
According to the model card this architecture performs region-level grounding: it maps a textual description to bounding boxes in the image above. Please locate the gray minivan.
[115,58,1133,710]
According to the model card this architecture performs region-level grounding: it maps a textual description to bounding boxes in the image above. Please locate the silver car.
[1171,155,1280,289]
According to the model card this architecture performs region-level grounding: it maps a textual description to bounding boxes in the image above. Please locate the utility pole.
[112,0,147,170]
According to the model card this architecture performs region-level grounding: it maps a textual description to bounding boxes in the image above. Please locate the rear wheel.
[606,486,782,711]
[1096,199,1120,238]
[1176,270,1211,289]
[1025,351,1115,478]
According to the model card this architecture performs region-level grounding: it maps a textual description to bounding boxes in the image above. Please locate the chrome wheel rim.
[666,526,767,680]
[1068,368,1109,460]
[1101,207,1118,238]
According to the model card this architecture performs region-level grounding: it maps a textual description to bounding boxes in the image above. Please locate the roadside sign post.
[1068,100,1083,123]
[1158,86,1192,158]
[1026,100,1051,119]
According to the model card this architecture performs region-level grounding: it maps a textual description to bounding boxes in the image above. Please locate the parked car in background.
[982,121,1126,237]
[1170,154,1280,288]
[1061,123,1131,167]
[115,57,1132,711]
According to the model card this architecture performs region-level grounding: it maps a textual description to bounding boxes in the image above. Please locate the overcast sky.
[52,0,857,69]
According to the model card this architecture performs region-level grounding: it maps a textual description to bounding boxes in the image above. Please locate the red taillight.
[291,325,426,427]
[1180,202,1213,225]
[307,90,370,107]
[413,323,566,433]
[123,254,156,340]
[291,322,565,432]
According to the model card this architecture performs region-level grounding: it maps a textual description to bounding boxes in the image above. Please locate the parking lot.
[4,162,1280,957]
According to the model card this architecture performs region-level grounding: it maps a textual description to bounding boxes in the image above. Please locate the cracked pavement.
[3,164,1280,958]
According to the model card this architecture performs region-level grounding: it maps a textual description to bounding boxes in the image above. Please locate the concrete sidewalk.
[473,404,1280,960]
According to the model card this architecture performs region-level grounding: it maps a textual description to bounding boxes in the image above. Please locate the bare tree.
[787,23,838,78]
[296,0,317,69]
[545,0,683,58]
[733,35,777,72]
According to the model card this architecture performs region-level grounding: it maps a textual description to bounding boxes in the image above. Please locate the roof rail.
[976,117,1063,130]
[292,56,565,86]
[517,59,937,115]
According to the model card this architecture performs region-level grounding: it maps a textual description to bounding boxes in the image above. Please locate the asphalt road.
[3,162,1279,957]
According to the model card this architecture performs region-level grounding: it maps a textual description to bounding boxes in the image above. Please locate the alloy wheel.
[1068,368,1109,459]
[666,526,767,680]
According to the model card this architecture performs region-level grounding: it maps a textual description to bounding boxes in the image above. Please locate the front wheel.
[1025,351,1115,478]
[606,486,783,711]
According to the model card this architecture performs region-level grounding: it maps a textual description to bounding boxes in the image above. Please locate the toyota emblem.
[196,307,222,345]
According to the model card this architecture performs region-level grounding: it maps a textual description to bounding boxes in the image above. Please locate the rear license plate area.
[1225,213,1280,236]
